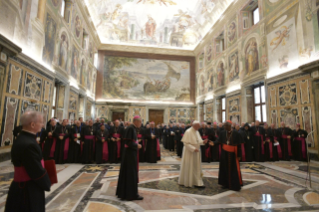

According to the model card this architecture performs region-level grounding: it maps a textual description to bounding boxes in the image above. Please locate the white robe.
[178,127,205,187]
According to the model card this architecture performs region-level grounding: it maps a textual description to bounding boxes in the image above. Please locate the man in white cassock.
[178,121,212,188]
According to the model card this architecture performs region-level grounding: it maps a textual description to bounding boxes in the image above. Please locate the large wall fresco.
[99,55,192,102]
[85,0,234,50]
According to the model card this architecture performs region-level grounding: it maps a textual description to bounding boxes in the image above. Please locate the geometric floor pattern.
[0,146,319,211]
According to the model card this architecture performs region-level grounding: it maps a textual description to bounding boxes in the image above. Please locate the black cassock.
[42,125,58,161]
[5,131,51,212]
[215,130,243,191]
[264,128,274,162]
[116,124,139,200]
[137,128,145,163]
[293,129,308,161]
[199,128,210,162]
[144,128,158,163]
[168,128,175,151]
[239,127,253,162]
[54,125,69,164]
[278,127,293,161]
[96,129,109,164]
[251,126,265,162]
[81,125,95,164]
[163,128,169,149]
[209,128,221,162]
[175,127,185,157]
[108,126,124,163]
[68,125,82,163]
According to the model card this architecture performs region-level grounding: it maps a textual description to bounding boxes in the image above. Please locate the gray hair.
[20,110,43,126]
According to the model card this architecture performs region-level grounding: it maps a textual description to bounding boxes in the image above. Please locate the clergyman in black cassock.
[54,119,70,164]
[145,123,159,163]
[42,119,58,160]
[263,124,273,162]
[251,121,265,162]
[68,121,82,163]
[116,116,143,201]
[168,124,175,151]
[6,111,51,212]
[278,122,293,161]
[108,121,124,163]
[137,127,145,162]
[81,120,95,164]
[215,121,244,191]
[293,123,308,161]
[96,124,109,164]
[208,123,220,162]
[199,123,210,162]
[175,124,185,157]
[239,123,253,162]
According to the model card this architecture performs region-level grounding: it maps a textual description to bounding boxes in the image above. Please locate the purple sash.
[156,139,160,157]
[60,134,69,160]
[241,143,246,161]
[113,133,121,158]
[102,137,109,161]
[49,136,56,158]
[295,137,306,159]
[255,132,264,154]
[266,137,273,159]
[282,135,292,156]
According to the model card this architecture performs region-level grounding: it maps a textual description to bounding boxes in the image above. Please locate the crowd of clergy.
[163,120,309,163]
[13,117,309,165]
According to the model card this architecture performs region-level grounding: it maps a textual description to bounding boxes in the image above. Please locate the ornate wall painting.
[69,112,76,122]
[79,98,84,114]
[57,86,65,108]
[57,109,63,121]
[101,56,191,102]
[42,104,50,124]
[21,100,40,114]
[229,98,240,113]
[269,87,277,108]
[43,81,52,104]
[23,72,42,101]
[206,66,214,92]
[6,64,23,96]
[87,67,93,92]
[280,108,298,129]
[302,106,314,147]
[271,110,277,125]
[51,0,61,8]
[198,50,204,73]
[74,14,83,41]
[80,60,87,86]
[227,19,237,48]
[266,3,299,71]
[1,97,20,146]
[42,13,57,66]
[58,32,69,71]
[199,74,206,96]
[228,50,239,82]
[262,0,283,16]
[169,109,177,118]
[278,83,297,106]
[244,37,259,75]
[299,79,310,104]
[205,102,213,121]
[205,44,213,67]
[230,115,240,124]
[69,92,77,111]
[86,101,92,120]
[71,45,79,81]
[216,61,225,86]
[96,105,108,118]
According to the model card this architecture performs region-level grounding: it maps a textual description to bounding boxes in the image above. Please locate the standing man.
[54,119,70,164]
[278,122,293,161]
[168,123,175,152]
[96,124,109,164]
[293,123,308,161]
[145,122,159,163]
[175,123,185,157]
[251,120,265,162]
[69,120,82,163]
[81,120,95,164]
[5,111,51,211]
[216,121,244,191]
[116,116,143,201]
[178,121,209,188]
[42,118,58,160]
[199,122,210,162]
[108,120,124,163]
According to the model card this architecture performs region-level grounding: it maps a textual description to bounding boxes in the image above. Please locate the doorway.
[112,112,125,121]
[148,110,164,126]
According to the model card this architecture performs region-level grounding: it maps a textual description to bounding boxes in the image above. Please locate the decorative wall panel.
[227,95,241,124]
[6,64,22,96]
[23,72,42,101]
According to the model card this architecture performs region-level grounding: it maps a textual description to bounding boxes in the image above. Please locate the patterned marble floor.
[0,147,319,212]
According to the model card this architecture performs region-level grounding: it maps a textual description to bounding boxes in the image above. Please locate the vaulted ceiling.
[85,0,234,51]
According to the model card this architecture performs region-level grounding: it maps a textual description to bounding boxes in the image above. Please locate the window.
[60,0,65,17]
[253,7,259,25]
[215,32,225,53]
[52,84,58,118]
[253,84,266,123]
[94,53,98,68]
[221,97,226,123]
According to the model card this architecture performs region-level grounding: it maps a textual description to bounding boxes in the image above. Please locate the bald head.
[115,120,120,127]
[20,111,44,133]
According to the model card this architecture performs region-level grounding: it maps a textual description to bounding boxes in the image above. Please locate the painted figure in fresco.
[207,68,214,91]
[206,45,212,62]
[270,24,293,52]
[81,60,85,85]
[245,39,259,75]
[43,14,56,64]
[59,34,68,70]
[200,75,205,95]
[228,22,236,43]
[229,53,239,81]
[75,16,82,38]
[71,50,78,79]
[51,0,60,7]
[217,62,224,86]
[145,15,156,39]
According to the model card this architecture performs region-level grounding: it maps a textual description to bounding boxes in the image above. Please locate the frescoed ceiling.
[84,0,234,50]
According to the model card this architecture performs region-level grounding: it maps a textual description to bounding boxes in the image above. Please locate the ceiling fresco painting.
[85,0,233,50]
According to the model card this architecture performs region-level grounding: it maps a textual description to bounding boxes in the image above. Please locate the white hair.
[192,120,200,125]
[20,110,43,126]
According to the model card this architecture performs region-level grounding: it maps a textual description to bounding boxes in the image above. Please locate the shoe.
[135,195,144,200]
[194,185,205,188]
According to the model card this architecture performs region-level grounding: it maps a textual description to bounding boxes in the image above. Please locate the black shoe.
[135,195,144,200]
[195,185,205,188]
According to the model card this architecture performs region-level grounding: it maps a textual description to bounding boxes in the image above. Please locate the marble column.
[37,0,47,24]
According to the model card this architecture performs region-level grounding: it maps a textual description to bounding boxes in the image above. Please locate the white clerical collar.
[22,129,36,135]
